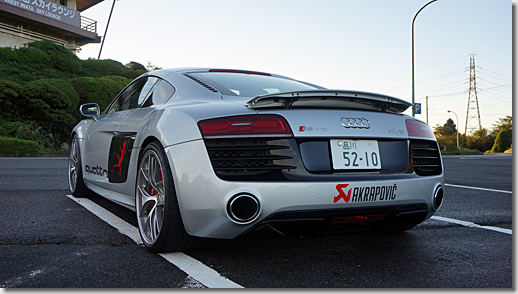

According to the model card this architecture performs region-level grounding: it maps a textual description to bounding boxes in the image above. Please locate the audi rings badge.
[340,117,370,129]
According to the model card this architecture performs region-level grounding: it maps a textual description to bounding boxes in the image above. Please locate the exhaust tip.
[434,186,444,210]
[227,193,260,224]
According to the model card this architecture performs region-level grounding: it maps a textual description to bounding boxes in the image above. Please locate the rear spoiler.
[246,90,413,114]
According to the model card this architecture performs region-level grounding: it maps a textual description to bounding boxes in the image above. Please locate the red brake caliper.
[149,169,163,197]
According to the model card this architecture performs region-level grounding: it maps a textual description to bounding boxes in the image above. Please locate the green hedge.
[81,58,146,79]
[0,80,22,120]
[0,137,40,154]
[70,75,131,111]
[0,41,146,84]
[21,79,80,143]
[0,40,149,151]
[29,40,82,73]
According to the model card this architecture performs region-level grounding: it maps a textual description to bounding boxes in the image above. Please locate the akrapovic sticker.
[334,184,397,203]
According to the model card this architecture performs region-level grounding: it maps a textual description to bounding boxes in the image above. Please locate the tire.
[135,141,203,253]
[68,135,90,197]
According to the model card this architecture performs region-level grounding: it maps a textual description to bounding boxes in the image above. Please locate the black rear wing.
[247,90,413,114]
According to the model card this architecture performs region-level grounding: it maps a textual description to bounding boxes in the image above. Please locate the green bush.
[70,75,131,111]
[14,121,54,149]
[438,142,458,152]
[465,129,495,153]
[19,46,51,65]
[0,41,145,153]
[20,79,80,143]
[81,59,145,79]
[0,47,18,62]
[0,80,22,119]
[0,136,40,154]
[28,40,81,73]
[0,120,25,137]
[491,130,512,153]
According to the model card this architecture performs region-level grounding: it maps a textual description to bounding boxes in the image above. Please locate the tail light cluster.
[198,115,296,180]
[405,119,435,139]
[198,115,293,139]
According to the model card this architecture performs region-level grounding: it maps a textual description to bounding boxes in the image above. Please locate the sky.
[77,0,513,134]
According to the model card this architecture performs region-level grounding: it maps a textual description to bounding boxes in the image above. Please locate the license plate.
[330,139,381,170]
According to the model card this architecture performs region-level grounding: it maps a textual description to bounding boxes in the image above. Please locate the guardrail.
[81,16,97,33]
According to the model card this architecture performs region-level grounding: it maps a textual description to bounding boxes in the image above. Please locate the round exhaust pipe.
[434,185,444,210]
[227,193,260,224]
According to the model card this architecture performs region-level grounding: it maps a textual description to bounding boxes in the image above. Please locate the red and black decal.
[108,133,135,183]
[334,184,398,203]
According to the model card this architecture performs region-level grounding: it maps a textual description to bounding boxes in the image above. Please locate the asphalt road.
[0,154,512,288]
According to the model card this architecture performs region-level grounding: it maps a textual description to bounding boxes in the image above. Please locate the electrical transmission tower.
[465,54,482,135]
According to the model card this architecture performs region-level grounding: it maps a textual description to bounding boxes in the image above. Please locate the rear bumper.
[165,139,444,239]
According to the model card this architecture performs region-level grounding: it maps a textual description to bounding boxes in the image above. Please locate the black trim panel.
[108,132,136,183]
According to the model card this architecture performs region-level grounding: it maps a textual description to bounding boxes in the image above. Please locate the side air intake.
[410,140,442,176]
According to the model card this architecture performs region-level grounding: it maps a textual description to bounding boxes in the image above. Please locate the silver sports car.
[68,68,444,252]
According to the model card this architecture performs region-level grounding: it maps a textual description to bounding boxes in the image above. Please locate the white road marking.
[445,183,512,194]
[67,195,142,244]
[160,253,242,288]
[431,216,512,235]
[66,195,243,288]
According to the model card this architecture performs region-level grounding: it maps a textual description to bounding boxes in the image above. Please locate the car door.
[108,78,177,196]
[82,77,157,189]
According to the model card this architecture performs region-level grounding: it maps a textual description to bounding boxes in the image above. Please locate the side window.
[120,78,146,111]
[105,93,123,114]
[104,76,159,114]
[141,80,175,108]
[137,77,160,106]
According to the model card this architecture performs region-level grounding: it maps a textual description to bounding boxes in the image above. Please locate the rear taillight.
[405,119,435,139]
[198,115,293,139]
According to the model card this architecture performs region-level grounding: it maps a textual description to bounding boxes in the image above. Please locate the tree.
[125,61,146,71]
[491,130,512,153]
[465,128,495,152]
[492,116,512,141]
[145,61,162,71]
[433,118,458,151]
[434,118,457,137]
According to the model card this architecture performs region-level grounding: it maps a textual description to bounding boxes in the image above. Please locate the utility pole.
[426,96,429,124]
[464,54,482,135]
[98,0,117,60]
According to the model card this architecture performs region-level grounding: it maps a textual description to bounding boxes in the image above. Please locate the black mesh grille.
[205,139,296,178]
[410,140,442,176]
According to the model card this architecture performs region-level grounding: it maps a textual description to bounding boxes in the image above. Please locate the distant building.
[0,0,103,52]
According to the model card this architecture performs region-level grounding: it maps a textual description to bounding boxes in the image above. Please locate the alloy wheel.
[68,139,79,193]
[136,149,166,245]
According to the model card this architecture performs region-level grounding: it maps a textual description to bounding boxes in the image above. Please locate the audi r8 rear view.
[68,68,444,252]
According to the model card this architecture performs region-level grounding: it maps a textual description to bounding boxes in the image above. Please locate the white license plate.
[330,139,381,170]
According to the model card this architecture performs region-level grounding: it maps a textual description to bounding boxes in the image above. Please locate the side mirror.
[79,103,100,122]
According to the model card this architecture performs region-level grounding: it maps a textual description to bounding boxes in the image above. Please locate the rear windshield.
[190,72,319,97]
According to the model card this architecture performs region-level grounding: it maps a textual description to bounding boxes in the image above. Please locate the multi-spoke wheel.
[68,135,89,197]
[136,141,203,253]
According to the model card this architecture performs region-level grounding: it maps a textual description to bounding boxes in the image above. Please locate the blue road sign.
[415,103,421,114]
